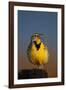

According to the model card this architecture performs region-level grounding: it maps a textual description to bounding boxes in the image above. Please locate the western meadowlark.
[27,33,49,69]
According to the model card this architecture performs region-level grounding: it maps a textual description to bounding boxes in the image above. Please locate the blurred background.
[18,10,57,78]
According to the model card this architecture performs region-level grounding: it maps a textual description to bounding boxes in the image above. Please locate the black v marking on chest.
[34,41,41,50]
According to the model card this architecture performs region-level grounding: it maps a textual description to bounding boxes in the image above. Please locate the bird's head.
[31,33,42,44]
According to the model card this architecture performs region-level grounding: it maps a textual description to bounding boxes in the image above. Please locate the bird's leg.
[38,65,44,70]
[38,66,42,69]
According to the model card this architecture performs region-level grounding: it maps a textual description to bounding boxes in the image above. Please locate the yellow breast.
[29,42,49,65]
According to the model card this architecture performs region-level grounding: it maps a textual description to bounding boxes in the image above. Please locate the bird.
[27,33,49,69]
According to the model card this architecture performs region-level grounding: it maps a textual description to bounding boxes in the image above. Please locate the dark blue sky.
[18,10,57,56]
